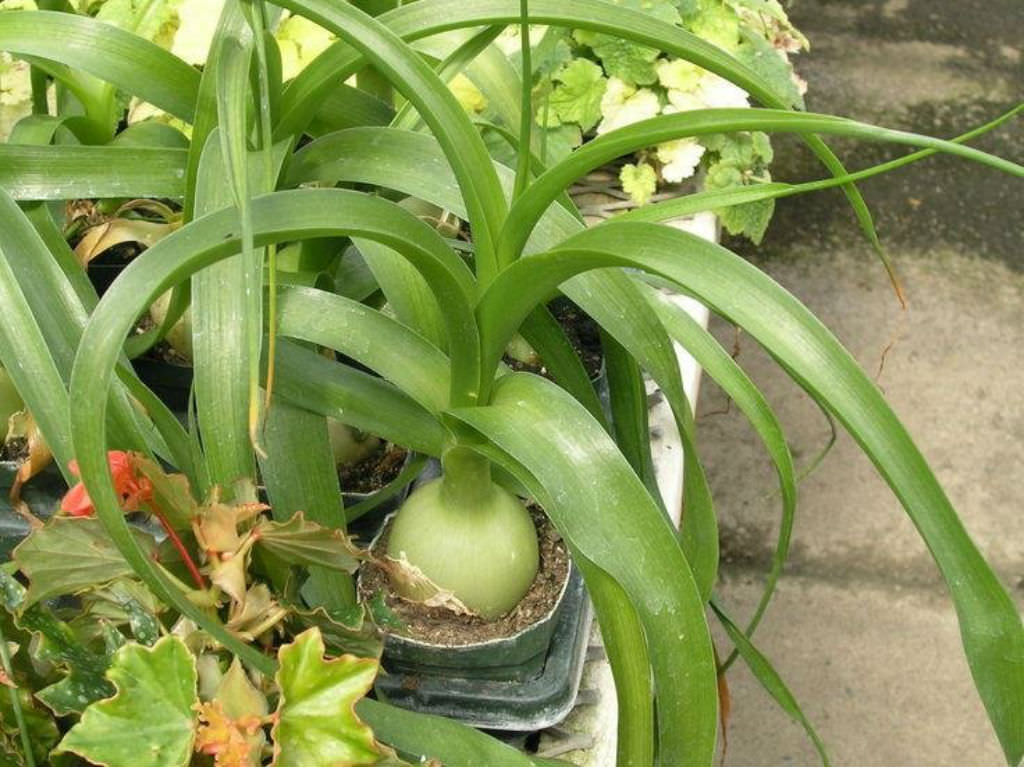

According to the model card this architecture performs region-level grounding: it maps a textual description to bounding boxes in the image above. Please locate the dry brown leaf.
[74,218,177,267]
[377,555,475,616]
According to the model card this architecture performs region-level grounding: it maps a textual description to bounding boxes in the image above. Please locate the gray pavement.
[702,0,1024,764]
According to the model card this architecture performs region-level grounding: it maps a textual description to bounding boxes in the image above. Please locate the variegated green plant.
[503,0,808,240]
[0,0,1021,765]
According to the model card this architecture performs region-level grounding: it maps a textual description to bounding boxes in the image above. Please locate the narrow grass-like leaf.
[67,189,480,673]
[711,600,829,765]
[184,0,246,220]
[108,120,189,148]
[572,555,654,767]
[282,0,793,133]
[351,237,449,351]
[602,332,659,501]
[390,25,504,131]
[214,19,265,466]
[616,103,1024,226]
[281,0,878,247]
[288,131,719,569]
[556,270,718,601]
[0,190,167,464]
[519,305,605,425]
[512,0,532,201]
[286,127,459,206]
[5,125,186,471]
[307,84,394,136]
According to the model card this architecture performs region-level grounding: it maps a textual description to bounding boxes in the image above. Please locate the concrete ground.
[700,0,1023,764]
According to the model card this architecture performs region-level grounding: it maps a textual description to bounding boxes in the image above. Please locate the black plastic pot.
[365,461,593,731]
[0,460,67,559]
[132,357,193,413]
[373,565,591,731]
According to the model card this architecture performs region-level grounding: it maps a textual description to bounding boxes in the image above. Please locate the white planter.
[538,211,718,764]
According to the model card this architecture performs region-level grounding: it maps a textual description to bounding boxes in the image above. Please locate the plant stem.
[440,446,493,510]
[0,622,34,766]
[150,501,206,590]
[512,0,533,201]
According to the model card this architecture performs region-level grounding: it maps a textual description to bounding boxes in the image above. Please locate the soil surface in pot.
[504,298,603,381]
[340,443,408,494]
[359,508,570,645]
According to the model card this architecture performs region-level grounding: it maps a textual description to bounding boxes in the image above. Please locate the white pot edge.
[538,211,718,765]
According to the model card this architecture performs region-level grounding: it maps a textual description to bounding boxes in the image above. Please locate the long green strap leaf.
[281,0,794,133]
[288,131,721,593]
[479,221,1024,764]
[184,0,246,220]
[641,283,796,654]
[5,123,187,474]
[214,15,267,479]
[0,244,73,475]
[191,130,257,490]
[0,145,187,200]
[276,0,507,289]
[0,10,199,122]
[258,397,355,611]
[518,305,606,425]
[357,699,538,766]
[279,0,879,252]
[275,285,451,413]
[284,126,579,257]
[390,25,504,132]
[271,342,446,456]
[67,189,477,673]
[351,237,449,351]
[307,84,394,136]
[498,108,1024,263]
[574,556,654,767]
[602,332,659,503]
[448,373,719,765]
[616,103,1024,226]
[555,270,718,601]
[0,190,168,466]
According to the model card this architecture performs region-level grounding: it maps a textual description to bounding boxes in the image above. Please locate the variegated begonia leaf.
[57,636,198,767]
[271,628,387,766]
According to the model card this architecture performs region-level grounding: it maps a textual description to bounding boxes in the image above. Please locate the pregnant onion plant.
[0,0,1022,764]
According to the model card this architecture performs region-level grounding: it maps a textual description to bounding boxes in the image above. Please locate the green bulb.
[386,451,539,621]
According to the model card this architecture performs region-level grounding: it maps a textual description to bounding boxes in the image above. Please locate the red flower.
[60,450,153,517]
